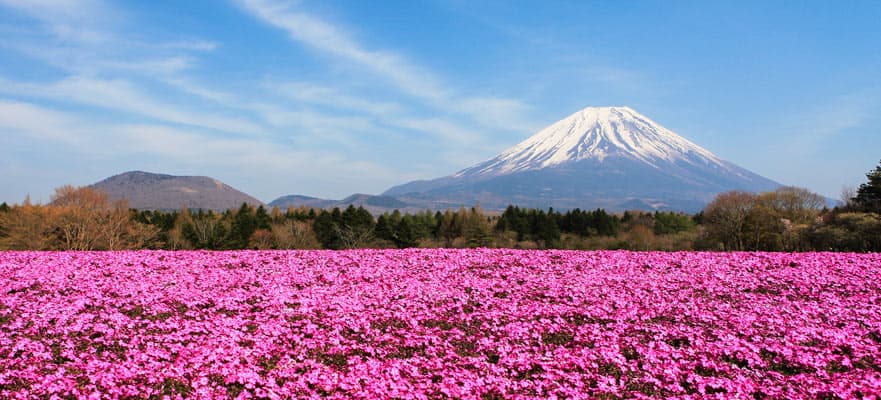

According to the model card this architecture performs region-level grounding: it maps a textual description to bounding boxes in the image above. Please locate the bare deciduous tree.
[0,197,56,250]
[52,186,115,250]
[840,186,857,210]
[271,219,320,249]
[703,191,758,250]
[759,186,825,224]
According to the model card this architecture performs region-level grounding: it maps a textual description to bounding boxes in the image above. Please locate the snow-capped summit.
[384,106,779,211]
[457,106,726,177]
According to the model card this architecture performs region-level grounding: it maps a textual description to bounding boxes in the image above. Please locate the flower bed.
[1,250,879,398]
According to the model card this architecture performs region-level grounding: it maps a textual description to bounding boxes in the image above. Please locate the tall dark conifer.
[854,160,881,213]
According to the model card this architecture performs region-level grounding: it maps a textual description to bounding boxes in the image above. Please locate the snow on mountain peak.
[456,106,726,177]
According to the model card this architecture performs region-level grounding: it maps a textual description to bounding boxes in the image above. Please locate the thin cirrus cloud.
[236,0,539,135]
[1,0,668,202]
[237,0,451,102]
[261,82,496,146]
[0,99,86,144]
[0,76,265,136]
[0,98,403,200]
[0,0,117,45]
[268,81,403,117]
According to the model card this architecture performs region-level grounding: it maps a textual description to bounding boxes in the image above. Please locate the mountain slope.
[269,193,413,215]
[269,195,339,210]
[91,171,263,211]
[385,106,779,211]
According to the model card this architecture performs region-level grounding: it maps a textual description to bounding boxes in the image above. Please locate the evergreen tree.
[375,214,394,242]
[313,209,342,249]
[531,209,560,247]
[227,203,257,249]
[496,205,529,240]
[433,211,444,237]
[341,205,374,231]
[395,217,420,248]
[338,205,375,248]
[621,211,634,224]
[255,205,271,230]
[692,211,705,225]
[854,160,881,213]
[0,202,9,213]
[590,209,619,236]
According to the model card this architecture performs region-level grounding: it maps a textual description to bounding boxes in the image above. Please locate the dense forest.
[1,160,880,252]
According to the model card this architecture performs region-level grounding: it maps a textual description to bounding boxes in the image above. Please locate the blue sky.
[1,0,879,203]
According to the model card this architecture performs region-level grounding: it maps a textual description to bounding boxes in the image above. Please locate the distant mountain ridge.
[384,106,780,212]
[269,193,411,214]
[90,107,783,213]
[91,171,262,211]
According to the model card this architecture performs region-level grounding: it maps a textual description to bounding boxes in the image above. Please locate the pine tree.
[338,206,375,248]
[227,203,257,249]
[854,160,881,213]
[375,214,393,241]
[255,205,271,230]
[394,216,419,248]
[534,209,561,247]
[313,210,341,249]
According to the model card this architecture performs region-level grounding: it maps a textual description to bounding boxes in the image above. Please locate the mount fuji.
[383,106,779,212]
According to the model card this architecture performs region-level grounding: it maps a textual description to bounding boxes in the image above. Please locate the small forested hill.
[91,171,263,211]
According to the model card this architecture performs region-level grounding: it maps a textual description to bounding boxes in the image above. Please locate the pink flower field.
[1,250,880,399]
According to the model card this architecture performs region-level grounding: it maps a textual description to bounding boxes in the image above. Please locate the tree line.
[2,160,880,252]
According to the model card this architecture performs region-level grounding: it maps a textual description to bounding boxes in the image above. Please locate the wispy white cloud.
[238,0,451,103]
[0,0,117,43]
[0,76,265,135]
[392,117,480,145]
[98,57,196,76]
[0,98,406,200]
[452,97,539,133]
[236,0,537,135]
[157,40,219,52]
[0,99,85,143]
[247,102,384,143]
[257,80,514,149]
[268,81,402,116]
[800,93,875,139]
[0,0,544,202]
[768,90,879,159]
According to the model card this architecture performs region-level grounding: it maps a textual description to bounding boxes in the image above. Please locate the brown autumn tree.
[756,186,826,251]
[461,206,493,248]
[271,219,320,249]
[0,197,58,250]
[759,186,826,225]
[437,209,464,247]
[50,185,157,250]
[249,229,275,249]
[166,208,194,250]
[626,224,656,251]
[52,185,116,250]
[702,191,759,250]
